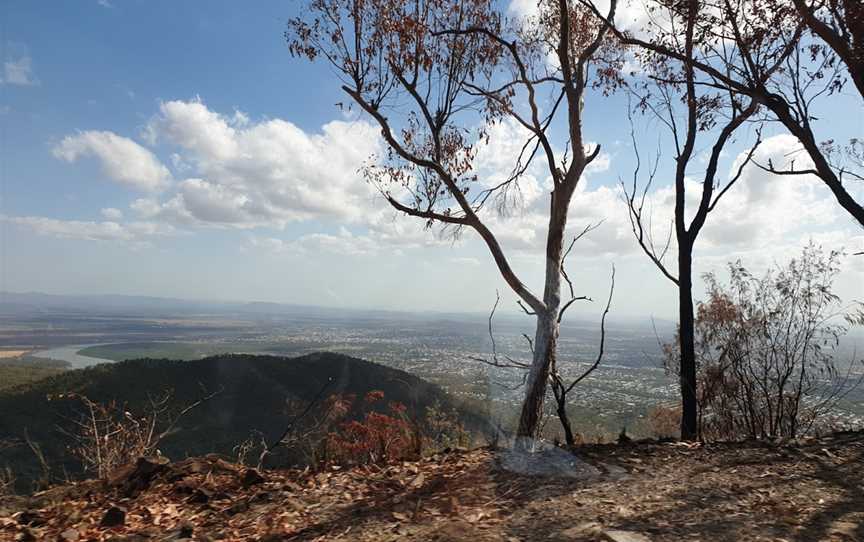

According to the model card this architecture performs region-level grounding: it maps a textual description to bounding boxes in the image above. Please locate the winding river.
[32,344,115,369]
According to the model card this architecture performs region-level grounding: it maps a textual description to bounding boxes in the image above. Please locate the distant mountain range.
[0,290,678,330]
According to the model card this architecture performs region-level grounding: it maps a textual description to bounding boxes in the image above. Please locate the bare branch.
[565,264,615,394]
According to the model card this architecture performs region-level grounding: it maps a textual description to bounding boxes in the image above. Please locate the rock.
[16,510,45,527]
[598,462,630,480]
[560,521,603,539]
[830,521,859,537]
[59,528,81,541]
[187,487,214,504]
[224,499,249,515]
[161,521,194,540]
[100,505,127,528]
[602,530,652,542]
[108,456,170,495]
[498,443,601,479]
[241,468,265,487]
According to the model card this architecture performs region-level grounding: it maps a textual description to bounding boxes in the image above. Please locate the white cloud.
[137,98,382,228]
[465,130,861,269]
[249,227,379,256]
[508,0,650,34]
[1,56,38,86]
[53,131,171,192]
[6,215,173,244]
[47,98,860,270]
[100,207,124,220]
[699,134,845,250]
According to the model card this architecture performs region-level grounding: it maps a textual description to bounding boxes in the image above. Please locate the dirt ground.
[2,432,862,541]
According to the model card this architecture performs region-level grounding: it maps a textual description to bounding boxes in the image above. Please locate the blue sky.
[1,0,862,320]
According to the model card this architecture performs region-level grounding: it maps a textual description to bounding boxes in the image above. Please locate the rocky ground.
[1,431,862,541]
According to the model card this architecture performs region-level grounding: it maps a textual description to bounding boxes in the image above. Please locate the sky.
[1,0,862,322]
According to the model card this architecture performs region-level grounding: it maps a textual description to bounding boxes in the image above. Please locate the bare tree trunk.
[555,390,576,447]
[678,242,699,441]
[516,186,570,447]
[516,312,559,447]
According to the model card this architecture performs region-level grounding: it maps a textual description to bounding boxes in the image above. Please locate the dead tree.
[615,0,790,440]
[287,0,622,445]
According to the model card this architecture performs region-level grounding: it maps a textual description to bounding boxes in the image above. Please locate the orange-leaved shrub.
[324,391,420,466]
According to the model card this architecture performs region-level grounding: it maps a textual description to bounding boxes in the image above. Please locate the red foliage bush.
[324,392,419,466]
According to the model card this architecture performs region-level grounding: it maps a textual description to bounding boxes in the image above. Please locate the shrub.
[646,403,681,439]
[0,467,14,496]
[55,389,216,478]
[424,400,471,450]
[324,391,419,466]
[665,244,863,440]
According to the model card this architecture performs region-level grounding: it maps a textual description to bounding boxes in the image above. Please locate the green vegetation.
[0,352,486,492]
[0,365,64,391]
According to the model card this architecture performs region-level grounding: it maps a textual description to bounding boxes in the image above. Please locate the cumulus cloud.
[1,55,38,86]
[699,134,845,250]
[509,0,651,34]
[248,227,379,256]
[5,215,173,244]
[136,98,382,228]
[100,207,124,220]
[45,97,858,267]
[466,129,860,267]
[53,131,171,192]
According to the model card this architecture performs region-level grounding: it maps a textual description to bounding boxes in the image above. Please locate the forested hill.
[0,353,486,491]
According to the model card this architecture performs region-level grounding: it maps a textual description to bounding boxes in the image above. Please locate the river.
[32,344,115,369]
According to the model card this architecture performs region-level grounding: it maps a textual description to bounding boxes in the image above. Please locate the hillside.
[0,364,64,392]
[0,353,486,492]
[2,432,862,541]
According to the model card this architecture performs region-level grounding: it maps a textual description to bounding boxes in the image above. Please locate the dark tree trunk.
[556,397,575,447]
[677,242,699,441]
[764,97,864,227]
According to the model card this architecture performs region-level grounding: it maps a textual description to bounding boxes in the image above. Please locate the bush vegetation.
[663,245,863,441]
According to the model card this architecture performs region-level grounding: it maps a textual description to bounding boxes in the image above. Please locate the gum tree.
[287,0,620,443]
[616,0,799,439]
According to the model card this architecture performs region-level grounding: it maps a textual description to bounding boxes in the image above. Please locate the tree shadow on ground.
[503,435,864,542]
[281,435,864,541]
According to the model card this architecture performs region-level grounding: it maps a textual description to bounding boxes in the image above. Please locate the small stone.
[17,510,44,527]
[187,487,213,504]
[603,530,652,542]
[561,521,602,539]
[830,521,859,536]
[161,521,194,540]
[224,500,249,515]
[100,505,127,528]
[241,468,265,487]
